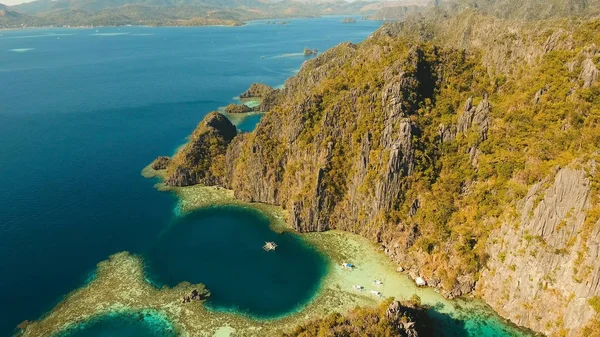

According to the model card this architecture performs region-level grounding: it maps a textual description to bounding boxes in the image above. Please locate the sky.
[3,0,36,6]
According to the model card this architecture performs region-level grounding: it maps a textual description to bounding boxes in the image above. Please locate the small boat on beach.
[342,262,355,269]
[353,285,364,290]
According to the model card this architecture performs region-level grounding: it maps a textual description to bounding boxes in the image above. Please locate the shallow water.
[55,311,177,337]
[144,206,327,317]
[0,16,381,336]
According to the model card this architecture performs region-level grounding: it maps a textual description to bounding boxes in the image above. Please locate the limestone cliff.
[479,163,600,336]
[163,112,236,187]
[155,9,600,336]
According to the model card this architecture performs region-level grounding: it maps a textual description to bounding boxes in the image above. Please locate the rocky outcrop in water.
[239,83,274,99]
[224,103,252,114]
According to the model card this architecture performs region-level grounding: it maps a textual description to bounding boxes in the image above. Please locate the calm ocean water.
[0,17,533,337]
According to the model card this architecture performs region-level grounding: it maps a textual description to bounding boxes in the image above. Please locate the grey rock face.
[438,123,456,143]
[479,164,600,337]
[457,96,491,140]
[581,57,599,88]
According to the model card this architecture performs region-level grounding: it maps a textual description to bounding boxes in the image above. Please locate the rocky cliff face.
[479,164,600,336]
[156,12,600,336]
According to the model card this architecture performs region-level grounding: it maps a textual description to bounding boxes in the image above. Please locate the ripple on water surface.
[55,311,177,337]
[143,205,328,317]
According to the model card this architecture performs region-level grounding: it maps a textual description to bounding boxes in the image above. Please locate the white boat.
[370,290,382,297]
[353,285,364,290]
[373,279,383,285]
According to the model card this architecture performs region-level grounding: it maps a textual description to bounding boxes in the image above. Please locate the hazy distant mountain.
[13,0,268,15]
[0,2,21,17]
[0,0,378,27]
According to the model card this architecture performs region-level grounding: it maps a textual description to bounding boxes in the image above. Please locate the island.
[303,48,318,56]
[224,103,253,114]
[266,20,290,25]
[341,17,357,23]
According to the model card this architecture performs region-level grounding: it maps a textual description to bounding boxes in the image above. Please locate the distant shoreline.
[0,14,382,32]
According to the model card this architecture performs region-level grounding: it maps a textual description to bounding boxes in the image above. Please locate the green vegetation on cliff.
[157,2,600,335]
[164,112,236,187]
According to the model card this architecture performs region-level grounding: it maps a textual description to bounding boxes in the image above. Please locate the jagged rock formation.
[162,112,236,187]
[479,163,600,336]
[224,103,252,114]
[155,7,600,336]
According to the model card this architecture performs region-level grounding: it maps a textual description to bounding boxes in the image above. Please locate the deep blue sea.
[0,17,380,336]
[0,16,533,337]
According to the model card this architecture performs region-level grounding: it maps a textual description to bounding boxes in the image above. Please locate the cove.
[143,206,327,317]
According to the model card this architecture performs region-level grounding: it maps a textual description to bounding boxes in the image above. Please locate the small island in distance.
[265,20,290,25]
[341,17,357,23]
[304,48,318,56]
